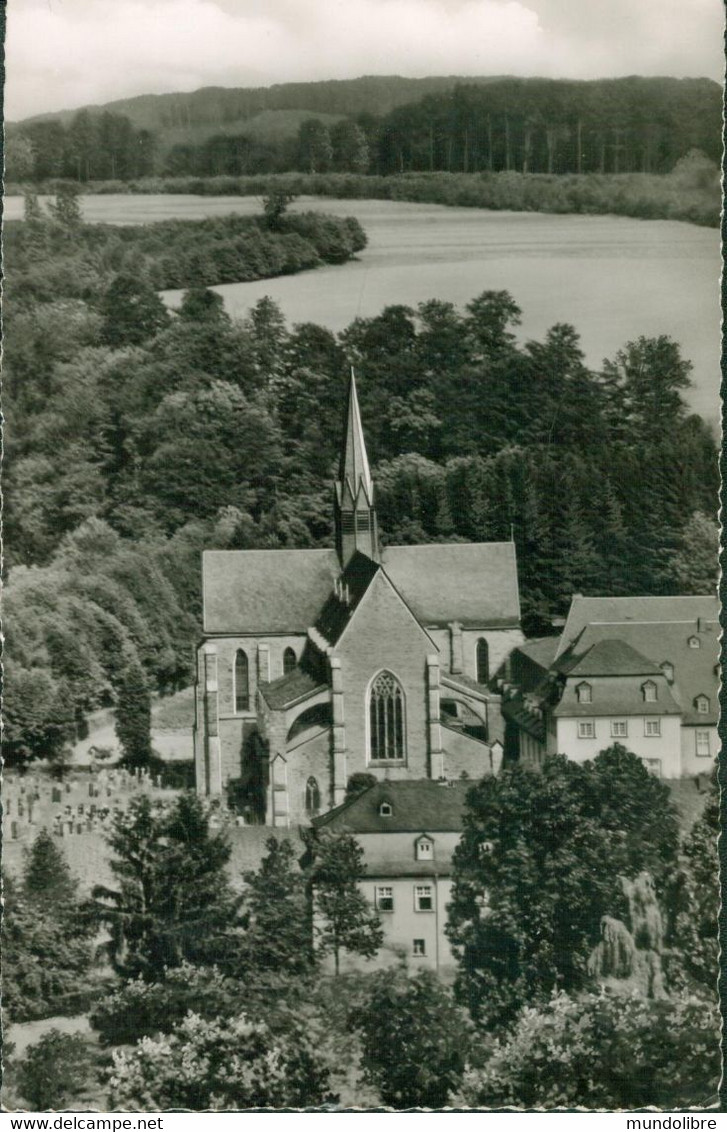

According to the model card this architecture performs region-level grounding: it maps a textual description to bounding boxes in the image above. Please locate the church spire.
[340,367,373,502]
[335,368,379,567]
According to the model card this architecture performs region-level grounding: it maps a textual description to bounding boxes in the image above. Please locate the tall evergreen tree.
[23,827,79,911]
[308,832,383,975]
[115,660,152,768]
[239,837,313,974]
[92,793,236,979]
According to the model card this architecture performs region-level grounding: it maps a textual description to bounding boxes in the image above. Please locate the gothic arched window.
[305,776,321,816]
[234,649,250,713]
[476,639,489,684]
[369,671,405,762]
[283,647,297,675]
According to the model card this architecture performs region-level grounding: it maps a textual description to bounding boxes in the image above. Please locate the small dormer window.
[696,695,710,714]
[576,682,592,704]
[688,636,701,649]
[416,836,433,861]
[379,802,393,817]
[642,681,658,703]
[660,662,674,683]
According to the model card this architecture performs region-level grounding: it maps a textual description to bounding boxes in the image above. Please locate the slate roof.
[518,636,561,669]
[381,542,520,628]
[315,551,381,645]
[313,779,472,834]
[259,667,328,710]
[556,595,719,658]
[563,623,719,725]
[552,672,682,718]
[203,538,521,638]
[202,549,339,634]
[556,639,663,678]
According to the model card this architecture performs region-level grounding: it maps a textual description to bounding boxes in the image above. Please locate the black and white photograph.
[1,0,723,1114]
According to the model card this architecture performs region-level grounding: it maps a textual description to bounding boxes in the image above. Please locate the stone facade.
[194,373,522,824]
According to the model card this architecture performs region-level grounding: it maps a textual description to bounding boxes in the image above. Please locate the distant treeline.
[8,77,720,184]
[3,191,718,762]
[26,164,717,228]
[162,78,721,180]
[7,110,157,183]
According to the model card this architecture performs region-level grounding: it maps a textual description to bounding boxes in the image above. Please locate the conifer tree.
[23,827,78,911]
[115,660,152,768]
[93,793,236,979]
[309,832,383,975]
[239,837,312,974]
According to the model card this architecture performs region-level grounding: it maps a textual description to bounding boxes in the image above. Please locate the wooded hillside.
[3,194,718,764]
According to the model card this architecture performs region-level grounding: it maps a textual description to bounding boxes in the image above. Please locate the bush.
[108,1011,337,1110]
[457,990,720,1109]
[17,1030,92,1110]
[350,969,472,1108]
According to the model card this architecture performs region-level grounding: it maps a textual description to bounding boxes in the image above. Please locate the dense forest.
[3,193,718,765]
[8,76,721,181]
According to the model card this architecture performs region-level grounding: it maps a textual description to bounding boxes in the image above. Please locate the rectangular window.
[414,885,434,912]
[375,886,394,912]
[642,758,662,777]
[412,939,426,956]
[696,730,711,757]
[611,721,628,738]
[644,719,661,737]
[578,721,595,739]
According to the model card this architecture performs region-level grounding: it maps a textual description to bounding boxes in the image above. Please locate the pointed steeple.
[334,368,379,567]
[340,368,373,503]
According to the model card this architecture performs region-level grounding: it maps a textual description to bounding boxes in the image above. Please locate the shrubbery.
[107,1011,337,1110]
[16,168,717,227]
[457,990,720,1109]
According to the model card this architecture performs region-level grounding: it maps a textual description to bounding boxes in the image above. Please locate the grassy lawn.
[152,686,195,731]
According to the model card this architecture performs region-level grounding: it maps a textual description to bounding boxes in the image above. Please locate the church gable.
[335,569,436,778]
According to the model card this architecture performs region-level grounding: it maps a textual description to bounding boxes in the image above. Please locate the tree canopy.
[446,746,680,1027]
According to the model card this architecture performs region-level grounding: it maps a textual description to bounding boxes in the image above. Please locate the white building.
[502,595,719,778]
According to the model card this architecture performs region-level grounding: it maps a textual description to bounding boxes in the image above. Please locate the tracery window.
[234,649,250,713]
[369,671,405,762]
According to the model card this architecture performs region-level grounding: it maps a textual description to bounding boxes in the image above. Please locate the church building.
[194,372,523,825]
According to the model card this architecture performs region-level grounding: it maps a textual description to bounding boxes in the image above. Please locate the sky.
[5,0,724,121]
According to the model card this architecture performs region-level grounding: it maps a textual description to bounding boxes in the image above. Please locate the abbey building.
[194,373,522,823]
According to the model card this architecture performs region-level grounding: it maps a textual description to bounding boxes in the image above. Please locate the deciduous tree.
[447,747,679,1027]
[351,969,472,1107]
